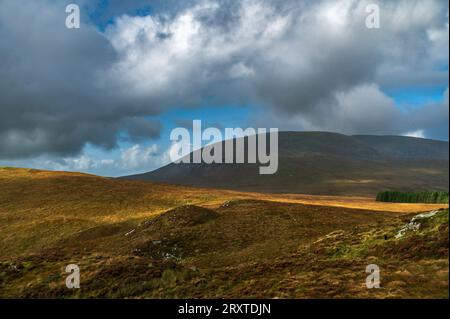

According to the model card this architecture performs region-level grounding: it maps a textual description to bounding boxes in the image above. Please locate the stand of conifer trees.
[376,191,449,203]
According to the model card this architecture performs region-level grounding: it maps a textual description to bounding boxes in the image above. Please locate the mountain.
[352,135,449,160]
[123,132,449,196]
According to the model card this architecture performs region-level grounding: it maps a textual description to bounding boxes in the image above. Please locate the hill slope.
[0,168,448,298]
[124,132,449,196]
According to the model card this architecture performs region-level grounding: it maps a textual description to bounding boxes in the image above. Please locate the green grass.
[376,190,449,204]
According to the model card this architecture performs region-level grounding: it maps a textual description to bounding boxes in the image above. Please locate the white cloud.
[104,0,448,131]
[0,144,172,177]
[254,84,449,139]
[404,130,426,139]
[120,144,159,169]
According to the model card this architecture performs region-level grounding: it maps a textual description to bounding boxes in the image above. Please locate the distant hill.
[353,135,449,160]
[123,132,449,196]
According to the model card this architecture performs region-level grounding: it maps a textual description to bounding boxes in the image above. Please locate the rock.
[125,229,135,237]
[395,210,440,238]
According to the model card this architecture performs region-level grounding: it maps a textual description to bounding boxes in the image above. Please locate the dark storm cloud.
[0,0,162,159]
[122,117,162,141]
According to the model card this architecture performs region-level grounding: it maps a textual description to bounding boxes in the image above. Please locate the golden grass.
[256,193,448,213]
[1,167,446,259]
[0,167,448,299]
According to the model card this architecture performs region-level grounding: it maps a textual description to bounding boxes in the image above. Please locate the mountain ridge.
[122,131,449,196]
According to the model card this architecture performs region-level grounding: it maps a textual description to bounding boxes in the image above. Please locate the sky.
[0,0,448,176]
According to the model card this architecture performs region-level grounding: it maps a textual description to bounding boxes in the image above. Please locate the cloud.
[0,143,170,176]
[104,0,448,131]
[0,0,448,163]
[0,0,162,159]
[329,85,449,139]
[253,84,449,139]
[119,144,160,169]
[404,130,426,139]
[407,87,449,140]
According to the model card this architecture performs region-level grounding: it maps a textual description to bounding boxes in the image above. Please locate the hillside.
[0,168,448,298]
[123,132,449,196]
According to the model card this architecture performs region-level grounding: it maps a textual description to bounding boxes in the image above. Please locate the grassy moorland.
[0,167,448,298]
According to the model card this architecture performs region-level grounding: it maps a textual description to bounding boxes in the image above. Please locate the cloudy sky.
[0,0,448,176]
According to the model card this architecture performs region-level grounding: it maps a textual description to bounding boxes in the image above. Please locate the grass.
[0,167,448,298]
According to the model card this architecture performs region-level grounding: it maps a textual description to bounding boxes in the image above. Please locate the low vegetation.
[376,191,449,204]
[0,168,448,298]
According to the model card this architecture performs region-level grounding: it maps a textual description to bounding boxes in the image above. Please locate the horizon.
[2,129,448,178]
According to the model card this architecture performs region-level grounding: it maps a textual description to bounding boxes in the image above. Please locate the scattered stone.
[395,210,440,239]
[125,229,135,237]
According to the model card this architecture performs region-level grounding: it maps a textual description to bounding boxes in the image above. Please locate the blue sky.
[386,87,447,108]
[0,0,448,176]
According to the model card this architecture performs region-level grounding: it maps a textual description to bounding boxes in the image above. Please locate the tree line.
[376,191,449,203]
